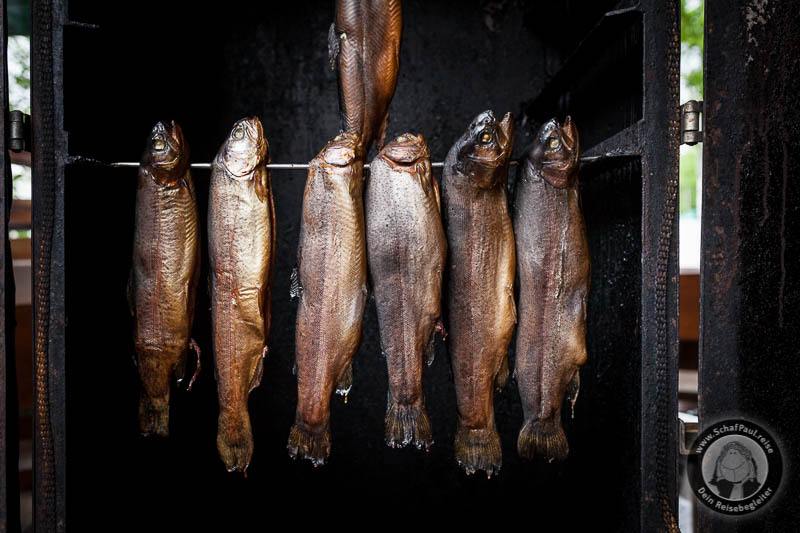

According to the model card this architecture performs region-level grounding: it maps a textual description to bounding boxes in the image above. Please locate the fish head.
[220,117,268,180]
[141,120,188,186]
[530,116,579,188]
[454,110,514,189]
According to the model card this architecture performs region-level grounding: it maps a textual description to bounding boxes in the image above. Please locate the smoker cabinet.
[2,0,790,530]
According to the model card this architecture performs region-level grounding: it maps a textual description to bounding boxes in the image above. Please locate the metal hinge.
[9,110,31,152]
[680,100,703,146]
[679,417,699,455]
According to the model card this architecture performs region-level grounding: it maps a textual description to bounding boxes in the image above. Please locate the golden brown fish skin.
[208,117,274,473]
[513,116,587,462]
[442,111,515,477]
[366,133,446,450]
[131,121,200,438]
[289,132,367,466]
[329,0,402,154]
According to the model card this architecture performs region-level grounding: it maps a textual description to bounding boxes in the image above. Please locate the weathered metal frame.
[0,0,20,530]
[28,0,680,530]
[700,1,800,530]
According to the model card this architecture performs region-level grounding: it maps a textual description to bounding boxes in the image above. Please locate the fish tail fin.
[138,394,170,437]
[287,423,331,467]
[454,425,502,478]
[495,355,509,390]
[217,409,254,473]
[385,400,433,451]
[517,417,569,462]
[335,362,353,402]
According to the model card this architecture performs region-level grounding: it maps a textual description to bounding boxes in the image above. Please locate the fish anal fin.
[425,334,436,367]
[186,338,202,392]
[567,371,581,419]
[335,362,353,402]
[289,266,303,300]
[248,345,268,393]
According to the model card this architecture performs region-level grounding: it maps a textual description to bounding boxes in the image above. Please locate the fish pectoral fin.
[248,346,268,393]
[289,266,303,300]
[186,338,202,392]
[335,362,353,403]
[495,355,510,391]
[126,269,135,317]
[327,22,340,71]
[567,371,581,419]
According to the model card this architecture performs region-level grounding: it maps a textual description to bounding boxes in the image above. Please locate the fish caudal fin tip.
[454,426,502,478]
[287,424,331,467]
[217,411,254,473]
[385,401,433,451]
[517,418,569,462]
[138,396,170,438]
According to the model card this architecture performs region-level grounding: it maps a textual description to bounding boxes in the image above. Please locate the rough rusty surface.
[701,1,800,530]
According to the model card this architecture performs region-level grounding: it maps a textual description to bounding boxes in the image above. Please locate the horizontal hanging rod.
[77,153,633,171]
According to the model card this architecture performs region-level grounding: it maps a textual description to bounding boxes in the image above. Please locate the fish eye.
[547,137,561,150]
[232,126,245,140]
[480,131,493,143]
[152,136,166,151]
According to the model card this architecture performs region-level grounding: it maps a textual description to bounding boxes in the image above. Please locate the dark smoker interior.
[62,0,643,528]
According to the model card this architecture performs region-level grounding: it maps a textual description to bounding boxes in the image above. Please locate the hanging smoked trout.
[328,0,402,154]
[130,120,200,438]
[513,116,587,462]
[208,117,275,473]
[365,133,446,450]
[289,132,367,466]
[441,111,516,477]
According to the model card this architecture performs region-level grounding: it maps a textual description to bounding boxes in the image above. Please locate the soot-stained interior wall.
[61,0,639,528]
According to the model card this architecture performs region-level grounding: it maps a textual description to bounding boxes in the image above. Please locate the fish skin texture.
[513,116,588,462]
[208,117,274,473]
[365,133,446,450]
[132,121,200,438]
[441,111,515,477]
[330,0,402,155]
[289,132,367,467]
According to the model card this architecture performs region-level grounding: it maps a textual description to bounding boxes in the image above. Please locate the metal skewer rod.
[105,154,629,170]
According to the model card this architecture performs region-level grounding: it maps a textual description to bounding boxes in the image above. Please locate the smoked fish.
[130,120,200,437]
[442,111,515,477]
[208,117,275,472]
[289,132,367,466]
[513,116,587,462]
[365,133,446,450]
[328,0,402,154]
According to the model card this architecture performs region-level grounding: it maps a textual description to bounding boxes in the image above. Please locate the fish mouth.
[466,153,505,168]
[541,159,575,172]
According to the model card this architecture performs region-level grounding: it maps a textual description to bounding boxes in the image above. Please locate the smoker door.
[699,1,800,531]
[0,0,20,531]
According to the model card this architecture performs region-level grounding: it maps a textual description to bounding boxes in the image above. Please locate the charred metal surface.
[700,1,800,530]
[32,0,67,531]
[0,0,21,531]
